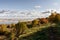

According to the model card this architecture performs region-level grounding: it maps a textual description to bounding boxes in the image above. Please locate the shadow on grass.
[19,26,60,40]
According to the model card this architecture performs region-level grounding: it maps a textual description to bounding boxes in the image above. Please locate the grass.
[19,23,51,38]
[19,23,60,40]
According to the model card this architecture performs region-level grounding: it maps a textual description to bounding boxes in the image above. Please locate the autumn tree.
[40,18,48,24]
[32,19,40,27]
[10,23,16,28]
[0,24,7,32]
[48,12,57,23]
[55,14,60,23]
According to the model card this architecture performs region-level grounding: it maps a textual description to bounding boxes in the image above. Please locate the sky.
[0,0,60,24]
[0,0,60,11]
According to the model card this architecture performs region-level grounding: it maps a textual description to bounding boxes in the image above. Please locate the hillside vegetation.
[0,12,60,40]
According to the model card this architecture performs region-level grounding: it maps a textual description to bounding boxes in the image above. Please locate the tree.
[40,18,48,24]
[48,12,57,23]
[32,19,39,27]
[11,24,16,28]
[15,22,28,37]
[1,24,7,32]
[55,14,60,23]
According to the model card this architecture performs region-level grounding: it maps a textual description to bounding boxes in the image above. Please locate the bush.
[32,19,39,27]
[15,22,28,37]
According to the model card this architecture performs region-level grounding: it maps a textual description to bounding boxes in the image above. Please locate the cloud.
[0,10,9,13]
[46,8,60,13]
[53,2,59,6]
[46,9,56,12]
[56,9,60,13]
[0,10,51,22]
[34,5,41,9]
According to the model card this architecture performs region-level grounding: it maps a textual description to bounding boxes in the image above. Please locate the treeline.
[0,11,60,40]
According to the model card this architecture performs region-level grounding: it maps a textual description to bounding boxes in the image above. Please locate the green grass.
[19,23,60,40]
[19,23,51,38]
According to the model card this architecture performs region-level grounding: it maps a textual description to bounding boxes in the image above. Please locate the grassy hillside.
[19,24,60,40]
[0,12,60,40]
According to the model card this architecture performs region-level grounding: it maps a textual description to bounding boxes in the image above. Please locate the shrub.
[15,22,28,37]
